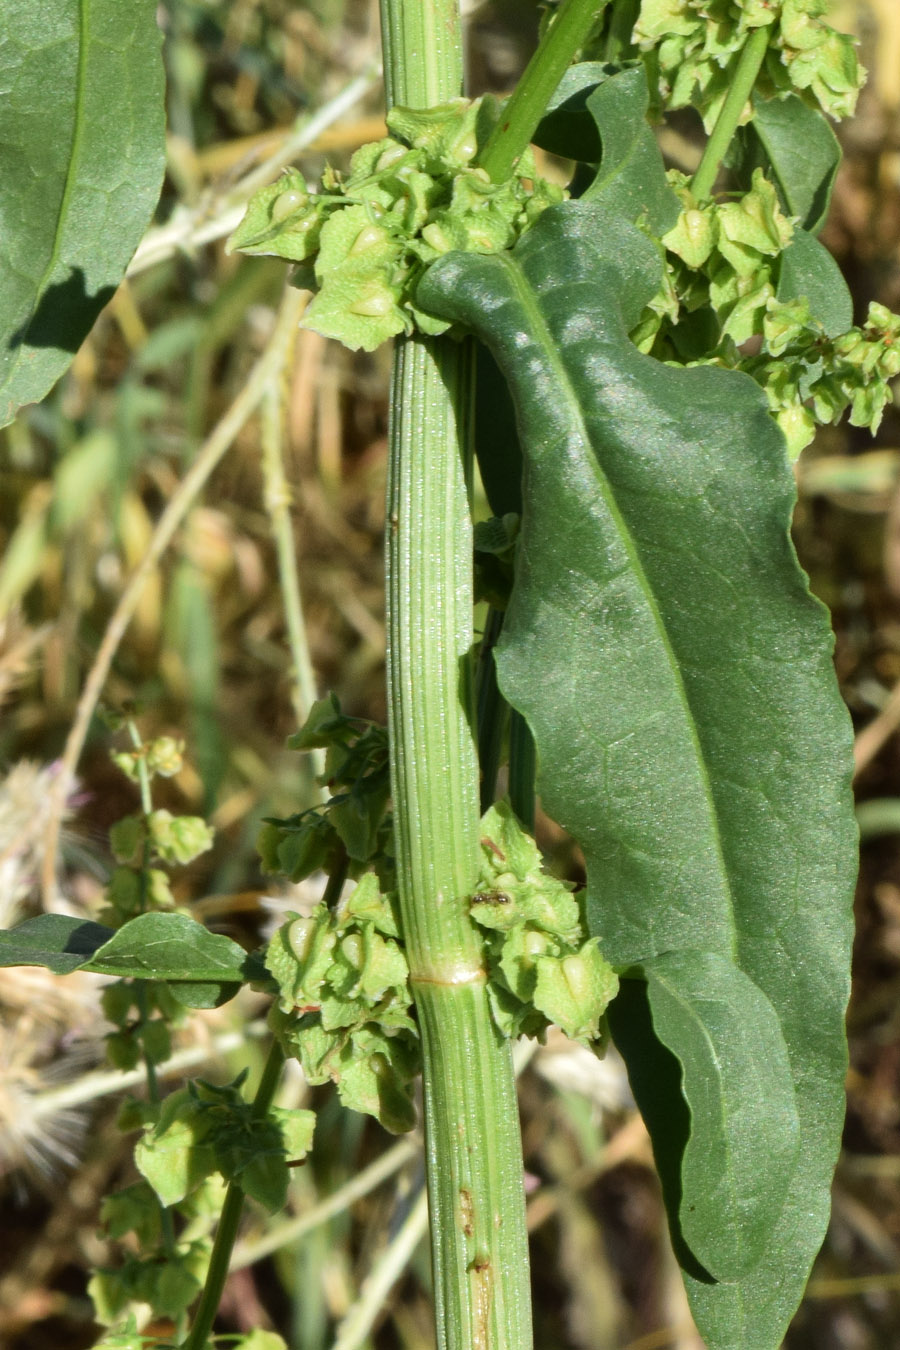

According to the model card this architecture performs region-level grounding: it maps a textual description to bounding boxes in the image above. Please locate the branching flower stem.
[40,287,306,904]
[181,1037,286,1350]
[379,1,532,1345]
[691,25,770,201]
[260,378,325,786]
[478,0,607,183]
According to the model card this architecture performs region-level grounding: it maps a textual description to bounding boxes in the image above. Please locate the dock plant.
[0,1,887,1346]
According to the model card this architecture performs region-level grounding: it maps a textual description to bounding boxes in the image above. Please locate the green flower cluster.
[135,1074,315,1212]
[632,167,795,352]
[634,0,863,128]
[633,170,900,456]
[262,793,618,1131]
[266,874,420,1134]
[101,726,216,1069]
[743,298,900,456]
[228,98,564,351]
[94,1079,314,1335]
[90,1175,225,1332]
[471,803,619,1045]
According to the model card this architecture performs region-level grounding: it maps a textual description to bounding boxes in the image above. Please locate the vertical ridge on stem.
[385,336,483,976]
[379,3,532,1344]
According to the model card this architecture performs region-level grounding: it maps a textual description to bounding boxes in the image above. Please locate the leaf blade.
[0,0,166,425]
[0,913,115,973]
[746,93,841,235]
[419,202,856,1347]
[611,953,800,1282]
[83,912,249,985]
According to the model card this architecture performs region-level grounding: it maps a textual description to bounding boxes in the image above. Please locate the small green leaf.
[134,1090,216,1206]
[0,913,115,973]
[0,0,166,426]
[777,228,853,337]
[225,169,321,261]
[270,1104,316,1162]
[743,93,841,234]
[532,943,618,1044]
[336,1028,419,1134]
[237,1334,290,1350]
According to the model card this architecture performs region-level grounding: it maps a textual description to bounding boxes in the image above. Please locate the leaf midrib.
[497,247,739,961]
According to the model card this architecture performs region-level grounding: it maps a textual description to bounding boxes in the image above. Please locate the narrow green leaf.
[0,913,115,973]
[611,953,799,1281]
[744,94,841,235]
[0,0,166,426]
[777,228,853,337]
[419,201,856,1347]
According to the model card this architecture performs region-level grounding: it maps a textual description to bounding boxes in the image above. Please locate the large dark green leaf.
[419,202,856,1347]
[0,0,166,426]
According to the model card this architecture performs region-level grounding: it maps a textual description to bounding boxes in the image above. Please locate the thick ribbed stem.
[380,3,532,1345]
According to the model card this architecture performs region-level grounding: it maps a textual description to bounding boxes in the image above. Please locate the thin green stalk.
[691,24,770,201]
[380,2,532,1345]
[260,378,325,789]
[126,718,178,1260]
[181,1038,286,1350]
[478,0,606,183]
[603,0,640,62]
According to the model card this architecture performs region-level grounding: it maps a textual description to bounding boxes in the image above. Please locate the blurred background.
[1,1,899,1346]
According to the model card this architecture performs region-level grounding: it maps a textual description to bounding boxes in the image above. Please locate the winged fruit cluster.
[261,701,618,1132]
[635,167,900,456]
[228,98,564,351]
[635,0,864,126]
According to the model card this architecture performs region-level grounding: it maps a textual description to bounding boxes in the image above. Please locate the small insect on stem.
[471,891,511,905]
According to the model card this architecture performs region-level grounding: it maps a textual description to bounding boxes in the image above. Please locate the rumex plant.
[0,0,887,1347]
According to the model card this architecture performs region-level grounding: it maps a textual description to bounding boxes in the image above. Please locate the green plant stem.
[181,1039,285,1350]
[478,0,605,183]
[380,2,532,1345]
[125,718,179,1260]
[603,0,640,62]
[260,378,325,788]
[691,24,770,201]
